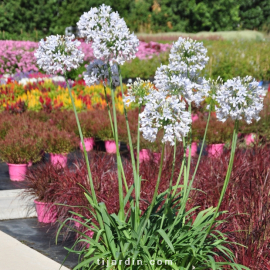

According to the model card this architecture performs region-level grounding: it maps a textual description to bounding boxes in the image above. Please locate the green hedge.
[1,0,270,41]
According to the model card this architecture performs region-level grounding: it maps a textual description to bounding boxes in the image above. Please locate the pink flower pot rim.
[7,163,28,166]
[207,143,225,146]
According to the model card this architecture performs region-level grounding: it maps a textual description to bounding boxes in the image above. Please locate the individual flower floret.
[215,76,267,124]
[139,90,191,145]
[77,4,139,66]
[84,59,119,87]
[154,37,210,106]
[35,35,84,75]
[123,78,155,107]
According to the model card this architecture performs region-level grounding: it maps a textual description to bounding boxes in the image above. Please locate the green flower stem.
[118,70,137,173]
[103,85,115,138]
[203,120,239,242]
[182,107,212,211]
[182,136,189,200]
[160,138,177,229]
[136,106,142,178]
[155,140,177,263]
[118,68,141,229]
[120,159,128,193]
[137,143,165,245]
[110,82,124,220]
[65,77,97,204]
[103,84,128,193]
[167,113,193,236]
[64,77,106,244]
[171,158,185,198]
[135,105,142,228]
[211,120,238,226]
[186,104,192,183]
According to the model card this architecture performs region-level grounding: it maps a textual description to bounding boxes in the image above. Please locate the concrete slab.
[0,189,37,220]
[0,218,79,269]
[0,230,70,270]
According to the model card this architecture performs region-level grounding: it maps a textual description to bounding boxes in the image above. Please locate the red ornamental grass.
[37,153,124,222]
[193,144,270,270]
[23,135,270,268]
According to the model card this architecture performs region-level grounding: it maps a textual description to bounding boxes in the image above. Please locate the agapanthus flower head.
[123,78,155,107]
[139,90,191,145]
[35,35,84,75]
[215,76,267,124]
[83,59,119,87]
[154,37,210,106]
[77,4,139,65]
[169,37,209,76]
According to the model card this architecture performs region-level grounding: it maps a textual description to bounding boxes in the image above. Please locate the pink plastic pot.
[186,142,197,157]
[34,200,57,223]
[139,149,150,163]
[8,163,28,181]
[245,133,255,145]
[79,137,95,151]
[50,153,68,167]
[192,114,199,122]
[207,143,224,158]
[105,140,118,154]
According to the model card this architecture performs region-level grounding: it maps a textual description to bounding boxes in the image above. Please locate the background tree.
[0,0,57,40]
[50,0,131,34]
[0,0,269,40]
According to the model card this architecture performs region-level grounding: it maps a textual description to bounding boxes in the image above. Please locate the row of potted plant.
[0,108,260,177]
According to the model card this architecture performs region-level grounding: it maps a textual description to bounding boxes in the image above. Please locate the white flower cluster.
[84,60,119,87]
[169,37,209,75]
[35,35,84,75]
[139,90,191,145]
[215,76,267,124]
[77,4,139,65]
[154,37,210,105]
[123,78,155,107]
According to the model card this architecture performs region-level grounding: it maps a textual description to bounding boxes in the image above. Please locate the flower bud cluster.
[215,76,267,124]
[139,90,191,145]
[35,35,84,75]
[83,59,119,87]
[123,78,155,107]
[83,59,120,86]
[77,4,139,66]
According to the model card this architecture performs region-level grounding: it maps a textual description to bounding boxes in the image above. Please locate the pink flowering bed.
[0,40,39,74]
[0,40,171,75]
[136,41,171,59]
